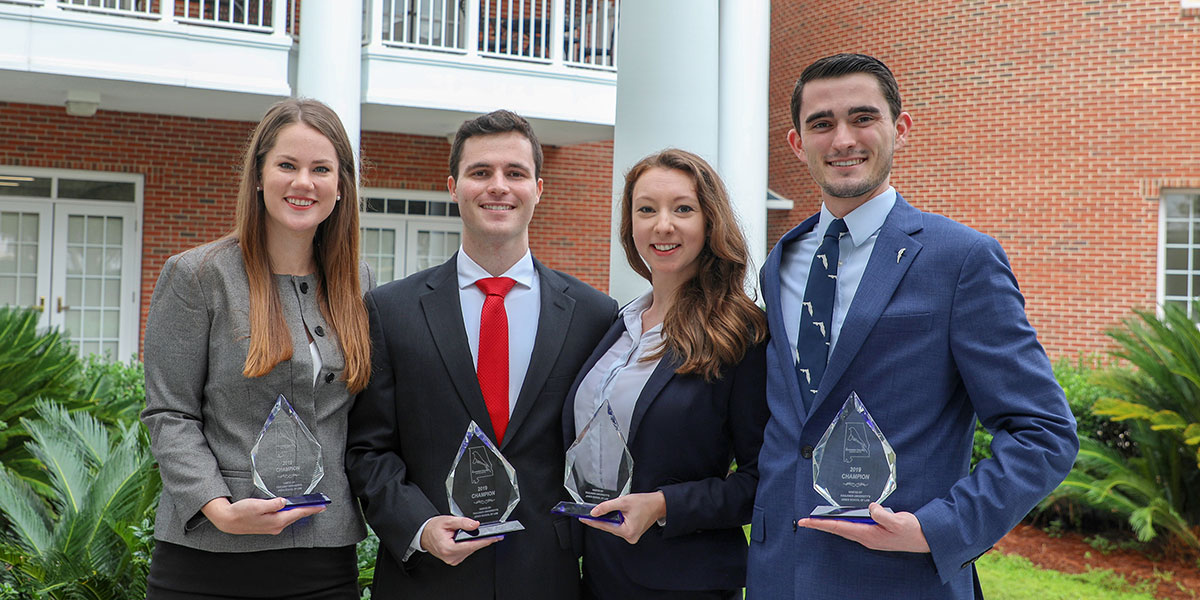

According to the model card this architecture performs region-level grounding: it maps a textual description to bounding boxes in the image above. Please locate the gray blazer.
[141,239,373,552]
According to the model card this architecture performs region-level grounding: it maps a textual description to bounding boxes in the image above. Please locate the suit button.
[801,445,814,459]
[314,326,325,337]
[324,372,335,384]
[299,282,309,294]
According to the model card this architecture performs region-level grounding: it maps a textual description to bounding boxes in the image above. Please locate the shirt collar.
[817,186,896,247]
[456,247,536,290]
[619,290,661,336]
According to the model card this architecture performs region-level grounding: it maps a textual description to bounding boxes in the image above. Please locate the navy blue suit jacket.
[563,317,768,594]
[746,195,1078,599]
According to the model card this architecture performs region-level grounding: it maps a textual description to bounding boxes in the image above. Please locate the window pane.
[1166,194,1191,218]
[58,179,136,202]
[1167,221,1188,244]
[1166,247,1189,269]
[1166,274,1188,296]
[364,197,384,213]
[408,201,427,215]
[0,175,51,198]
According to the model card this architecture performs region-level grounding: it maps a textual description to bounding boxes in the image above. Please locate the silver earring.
[336,195,342,201]
[256,186,262,191]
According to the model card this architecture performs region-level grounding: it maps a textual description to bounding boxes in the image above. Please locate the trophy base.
[551,501,624,524]
[278,493,332,511]
[809,505,877,525]
[453,519,525,542]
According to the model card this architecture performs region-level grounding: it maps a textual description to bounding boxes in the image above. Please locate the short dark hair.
[790,53,902,132]
[448,109,544,178]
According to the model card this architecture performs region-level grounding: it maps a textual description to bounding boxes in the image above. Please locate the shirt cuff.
[404,518,434,561]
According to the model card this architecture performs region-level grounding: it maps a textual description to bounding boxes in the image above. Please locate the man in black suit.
[346,110,617,599]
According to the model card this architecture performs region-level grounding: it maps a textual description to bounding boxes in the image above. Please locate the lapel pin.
[897,248,907,263]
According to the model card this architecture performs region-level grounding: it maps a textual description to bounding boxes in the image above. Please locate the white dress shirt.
[456,248,541,416]
[410,248,541,557]
[572,290,662,440]
[780,187,896,365]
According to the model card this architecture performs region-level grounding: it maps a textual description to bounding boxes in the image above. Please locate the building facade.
[2,0,1198,361]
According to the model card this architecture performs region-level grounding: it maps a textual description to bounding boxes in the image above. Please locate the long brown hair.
[619,149,767,381]
[233,98,371,393]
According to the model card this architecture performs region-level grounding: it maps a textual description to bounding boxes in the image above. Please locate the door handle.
[57,297,70,313]
[35,296,45,313]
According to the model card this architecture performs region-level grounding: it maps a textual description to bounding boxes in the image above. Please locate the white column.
[718,0,770,296]
[296,0,364,154]
[609,0,720,304]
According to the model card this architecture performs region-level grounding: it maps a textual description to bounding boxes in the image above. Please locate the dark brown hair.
[448,109,544,178]
[620,149,767,381]
[790,53,902,131]
[233,98,371,393]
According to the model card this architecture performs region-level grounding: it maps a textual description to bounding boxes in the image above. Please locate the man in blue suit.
[746,53,1079,598]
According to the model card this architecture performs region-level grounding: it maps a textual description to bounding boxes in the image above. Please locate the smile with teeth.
[286,197,315,207]
[482,203,514,211]
[653,244,680,251]
[829,158,866,167]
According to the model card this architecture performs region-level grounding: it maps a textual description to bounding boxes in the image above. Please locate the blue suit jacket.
[746,195,1078,599]
[563,317,768,595]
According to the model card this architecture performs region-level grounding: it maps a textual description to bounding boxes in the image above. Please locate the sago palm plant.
[1046,304,1200,551]
[0,401,160,599]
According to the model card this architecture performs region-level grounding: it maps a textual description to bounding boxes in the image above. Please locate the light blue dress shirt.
[780,187,897,365]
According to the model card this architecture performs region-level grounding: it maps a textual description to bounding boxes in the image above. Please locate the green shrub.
[80,354,146,427]
[0,400,160,599]
[1045,304,1200,551]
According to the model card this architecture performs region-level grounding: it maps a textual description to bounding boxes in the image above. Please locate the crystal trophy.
[250,394,331,509]
[446,421,525,542]
[810,392,896,524]
[552,400,633,524]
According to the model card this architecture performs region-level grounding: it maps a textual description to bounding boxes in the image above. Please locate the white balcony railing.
[374,0,619,71]
[0,0,295,34]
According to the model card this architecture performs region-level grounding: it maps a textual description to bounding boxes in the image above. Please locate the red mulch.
[994,524,1200,599]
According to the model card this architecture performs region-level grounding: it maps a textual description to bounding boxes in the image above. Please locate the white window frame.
[1157,189,1200,318]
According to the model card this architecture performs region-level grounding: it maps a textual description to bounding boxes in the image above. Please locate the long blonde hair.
[232,98,371,393]
[619,149,767,381]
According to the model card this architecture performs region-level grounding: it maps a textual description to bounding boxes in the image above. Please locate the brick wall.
[0,102,612,350]
[768,0,1200,358]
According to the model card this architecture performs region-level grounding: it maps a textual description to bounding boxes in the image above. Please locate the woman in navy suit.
[565,148,768,599]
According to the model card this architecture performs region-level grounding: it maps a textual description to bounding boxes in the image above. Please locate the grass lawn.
[976,551,1158,600]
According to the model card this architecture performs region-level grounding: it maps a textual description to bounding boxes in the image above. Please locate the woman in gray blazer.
[140,99,373,599]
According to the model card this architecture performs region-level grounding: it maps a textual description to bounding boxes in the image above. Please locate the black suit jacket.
[562,318,768,595]
[346,254,617,600]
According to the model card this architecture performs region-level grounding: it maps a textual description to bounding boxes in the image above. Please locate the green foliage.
[0,307,85,485]
[0,401,160,600]
[79,355,146,427]
[357,527,378,597]
[976,551,1157,600]
[1046,304,1200,551]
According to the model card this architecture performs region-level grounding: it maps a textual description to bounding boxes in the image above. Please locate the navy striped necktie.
[796,218,848,411]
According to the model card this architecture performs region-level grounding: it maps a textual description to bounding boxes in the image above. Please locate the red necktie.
[476,277,517,444]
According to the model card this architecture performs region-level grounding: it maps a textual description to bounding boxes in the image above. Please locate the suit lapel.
[812,196,924,418]
[763,214,820,420]
[505,259,574,449]
[419,256,497,442]
[626,350,677,445]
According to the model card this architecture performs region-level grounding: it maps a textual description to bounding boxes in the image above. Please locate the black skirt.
[146,540,359,600]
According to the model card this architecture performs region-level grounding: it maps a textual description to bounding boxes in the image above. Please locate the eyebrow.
[465,161,532,172]
[804,105,883,125]
[275,154,334,164]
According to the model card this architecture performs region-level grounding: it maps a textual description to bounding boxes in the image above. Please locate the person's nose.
[831,122,857,152]
[487,172,509,194]
[653,212,674,234]
[293,169,315,190]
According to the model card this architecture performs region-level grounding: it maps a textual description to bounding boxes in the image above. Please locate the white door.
[0,199,53,329]
[51,201,140,360]
[406,219,461,275]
